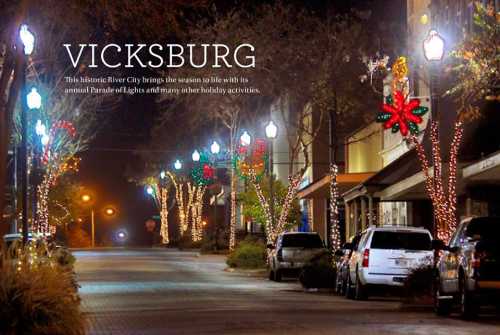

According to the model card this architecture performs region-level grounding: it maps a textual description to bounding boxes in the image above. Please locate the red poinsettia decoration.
[202,164,215,179]
[376,90,429,136]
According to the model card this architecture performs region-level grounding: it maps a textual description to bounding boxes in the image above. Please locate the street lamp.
[81,194,91,203]
[265,120,278,233]
[146,185,154,195]
[423,29,445,62]
[19,24,34,55]
[104,207,116,216]
[174,159,182,170]
[210,141,221,154]
[35,119,46,136]
[265,120,278,139]
[423,29,445,239]
[160,170,166,179]
[240,131,251,146]
[192,149,200,162]
[27,88,42,109]
[80,193,96,248]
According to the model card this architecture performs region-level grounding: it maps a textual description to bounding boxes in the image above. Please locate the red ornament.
[238,146,247,155]
[254,139,266,155]
[202,164,215,179]
[379,91,425,136]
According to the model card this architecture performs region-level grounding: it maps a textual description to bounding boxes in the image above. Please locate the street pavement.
[75,248,500,335]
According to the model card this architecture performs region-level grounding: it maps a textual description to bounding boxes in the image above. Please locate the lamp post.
[19,24,35,245]
[81,194,95,247]
[28,89,42,235]
[210,141,221,249]
[423,29,445,239]
[265,121,278,231]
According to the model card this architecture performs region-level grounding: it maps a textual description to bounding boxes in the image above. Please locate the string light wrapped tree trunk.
[159,185,169,244]
[190,185,206,242]
[410,121,463,242]
[329,164,341,251]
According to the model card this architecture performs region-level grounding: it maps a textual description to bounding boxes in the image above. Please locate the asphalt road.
[75,248,500,335]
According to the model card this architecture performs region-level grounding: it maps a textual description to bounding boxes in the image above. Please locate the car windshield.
[282,234,323,248]
[370,231,432,250]
[466,218,500,241]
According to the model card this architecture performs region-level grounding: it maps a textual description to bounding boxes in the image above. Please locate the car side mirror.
[431,239,447,250]
[266,244,275,250]
[334,249,344,257]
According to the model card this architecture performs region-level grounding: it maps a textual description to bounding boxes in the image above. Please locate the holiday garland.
[233,138,268,181]
[191,151,216,186]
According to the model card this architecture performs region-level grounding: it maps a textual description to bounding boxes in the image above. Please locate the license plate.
[395,259,408,267]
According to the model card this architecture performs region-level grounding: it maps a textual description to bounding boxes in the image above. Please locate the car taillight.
[362,249,369,268]
[277,249,284,262]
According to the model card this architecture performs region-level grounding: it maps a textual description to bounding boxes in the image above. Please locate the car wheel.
[336,275,344,295]
[345,271,355,299]
[459,275,478,319]
[354,271,367,300]
[275,269,282,282]
[433,276,451,316]
[268,269,275,281]
[340,275,347,296]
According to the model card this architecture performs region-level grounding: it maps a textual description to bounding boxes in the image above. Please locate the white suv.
[346,226,433,300]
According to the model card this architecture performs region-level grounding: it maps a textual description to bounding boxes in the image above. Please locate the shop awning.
[463,150,500,183]
[297,172,374,199]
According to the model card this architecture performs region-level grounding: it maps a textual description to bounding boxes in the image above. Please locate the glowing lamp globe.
[265,120,278,139]
[81,194,91,202]
[41,134,50,146]
[160,170,166,179]
[19,24,35,55]
[240,131,251,146]
[423,29,445,61]
[105,208,115,216]
[192,150,200,162]
[210,141,220,154]
[146,186,154,195]
[174,159,182,170]
[27,88,42,109]
[35,120,46,136]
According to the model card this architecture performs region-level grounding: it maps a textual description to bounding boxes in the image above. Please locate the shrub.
[299,250,336,289]
[226,236,266,269]
[0,243,85,335]
[404,263,435,300]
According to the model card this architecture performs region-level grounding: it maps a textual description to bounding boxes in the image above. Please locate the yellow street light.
[104,207,116,216]
[81,194,91,203]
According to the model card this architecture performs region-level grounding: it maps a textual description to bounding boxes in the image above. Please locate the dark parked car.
[433,217,500,318]
[268,232,326,282]
[334,234,362,296]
